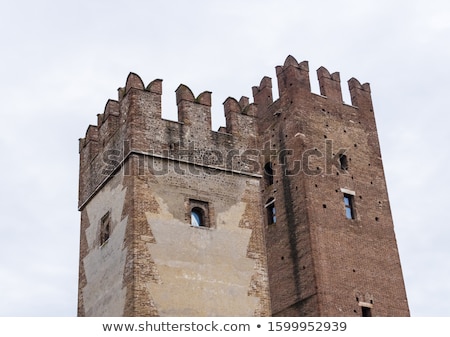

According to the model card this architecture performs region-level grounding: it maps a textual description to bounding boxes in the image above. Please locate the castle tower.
[77,56,409,316]
[253,56,409,316]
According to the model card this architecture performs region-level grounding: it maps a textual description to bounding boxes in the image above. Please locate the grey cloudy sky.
[0,0,449,316]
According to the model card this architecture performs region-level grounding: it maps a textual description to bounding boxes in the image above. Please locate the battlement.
[79,55,373,155]
[253,55,373,110]
[79,72,258,153]
[78,56,375,207]
[78,72,260,207]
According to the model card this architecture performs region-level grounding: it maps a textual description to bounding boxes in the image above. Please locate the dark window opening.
[264,162,274,186]
[266,198,276,225]
[344,194,355,219]
[339,154,348,170]
[100,212,111,246]
[191,207,205,227]
[362,306,372,317]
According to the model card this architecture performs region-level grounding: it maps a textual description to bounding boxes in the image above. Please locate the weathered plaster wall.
[81,174,128,316]
[141,159,268,316]
[146,199,257,316]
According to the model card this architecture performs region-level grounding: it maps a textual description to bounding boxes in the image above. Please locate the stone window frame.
[186,198,214,229]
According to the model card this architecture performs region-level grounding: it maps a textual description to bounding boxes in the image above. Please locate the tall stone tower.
[77,55,409,317]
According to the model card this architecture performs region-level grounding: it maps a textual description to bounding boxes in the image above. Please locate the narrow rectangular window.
[343,194,355,219]
[269,204,276,224]
[265,198,276,225]
[264,162,274,186]
[100,212,111,245]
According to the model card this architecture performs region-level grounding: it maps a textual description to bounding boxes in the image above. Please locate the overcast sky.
[0,0,449,317]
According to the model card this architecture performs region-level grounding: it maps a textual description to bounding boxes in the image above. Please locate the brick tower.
[77,55,409,316]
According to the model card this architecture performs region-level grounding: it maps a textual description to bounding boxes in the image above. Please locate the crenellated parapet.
[258,55,372,107]
[79,56,376,207]
[250,55,374,124]
[79,55,374,159]
[78,73,259,207]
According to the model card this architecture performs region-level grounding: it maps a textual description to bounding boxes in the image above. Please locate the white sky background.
[0,0,448,316]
